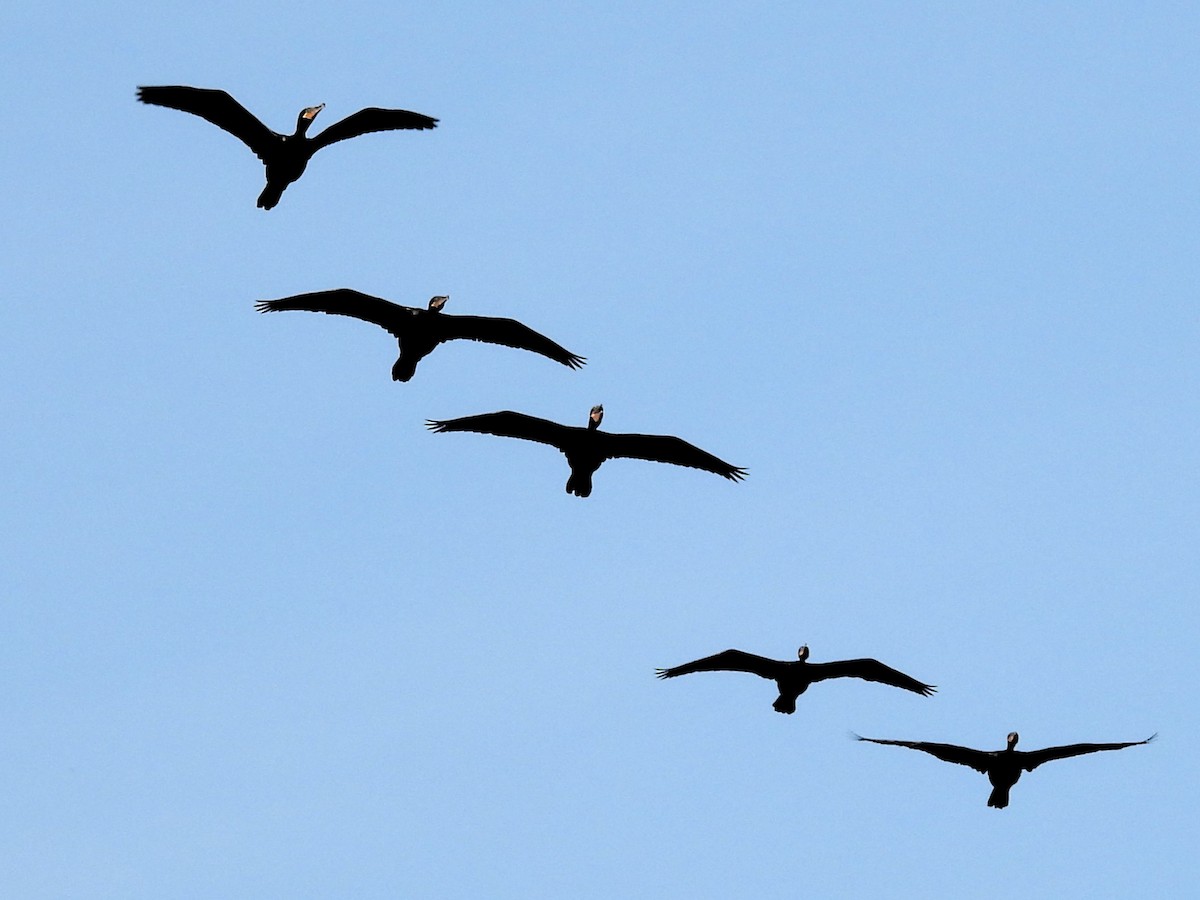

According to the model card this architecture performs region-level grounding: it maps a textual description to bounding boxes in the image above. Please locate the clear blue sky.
[3,2,1196,897]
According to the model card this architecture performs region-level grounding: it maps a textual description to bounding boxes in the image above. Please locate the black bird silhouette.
[426,405,746,497]
[656,645,935,714]
[137,85,437,209]
[856,731,1155,808]
[255,292,584,382]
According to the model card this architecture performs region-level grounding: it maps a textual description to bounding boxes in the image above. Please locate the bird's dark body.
[137,85,438,209]
[770,671,813,714]
[392,309,441,382]
[563,447,605,497]
[257,135,314,209]
[950,746,1024,808]
[986,757,1022,809]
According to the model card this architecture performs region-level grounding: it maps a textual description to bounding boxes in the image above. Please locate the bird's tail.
[257,182,285,210]
[565,470,592,498]
[392,355,418,382]
[772,695,797,715]
[987,786,1010,809]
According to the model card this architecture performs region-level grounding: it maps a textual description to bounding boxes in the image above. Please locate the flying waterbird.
[855,731,1155,808]
[426,405,746,497]
[656,645,935,714]
[255,291,585,382]
[136,85,437,209]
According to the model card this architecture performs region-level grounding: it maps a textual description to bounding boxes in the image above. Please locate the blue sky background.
[3,2,1196,897]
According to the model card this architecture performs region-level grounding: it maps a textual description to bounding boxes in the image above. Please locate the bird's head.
[797,645,810,661]
[295,103,325,135]
[588,404,604,430]
[1006,732,1020,749]
[428,295,449,312]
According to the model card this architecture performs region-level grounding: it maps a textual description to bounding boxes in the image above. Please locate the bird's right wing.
[855,736,992,773]
[137,86,276,158]
[806,658,936,696]
[1020,735,1156,772]
[600,433,747,481]
[255,289,419,337]
[656,649,785,681]
[439,315,586,369]
[425,411,576,450]
[309,107,439,151]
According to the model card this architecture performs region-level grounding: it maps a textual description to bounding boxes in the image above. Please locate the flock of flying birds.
[138,84,1154,810]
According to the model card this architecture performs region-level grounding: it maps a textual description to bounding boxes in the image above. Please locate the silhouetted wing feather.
[437,315,585,369]
[1019,735,1155,772]
[856,736,991,773]
[137,86,276,158]
[806,658,936,696]
[426,411,578,450]
[656,650,786,680]
[255,290,421,337]
[599,433,747,481]
[310,107,438,151]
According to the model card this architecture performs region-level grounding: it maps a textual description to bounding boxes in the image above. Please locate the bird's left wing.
[255,289,418,336]
[1020,735,1156,772]
[137,86,276,158]
[426,411,575,450]
[437,315,585,369]
[855,736,992,773]
[806,658,936,696]
[600,433,747,481]
[656,649,786,680]
[309,107,438,151]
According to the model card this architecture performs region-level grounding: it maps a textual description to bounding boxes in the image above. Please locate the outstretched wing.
[599,433,746,481]
[426,411,577,451]
[656,649,786,681]
[806,658,936,696]
[254,289,419,337]
[856,735,992,773]
[1020,735,1156,772]
[309,107,438,151]
[437,314,585,369]
[137,85,276,158]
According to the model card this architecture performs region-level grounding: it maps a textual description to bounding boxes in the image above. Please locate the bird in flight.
[656,644,934,714]
[426,405,746,497]
[856,730,1155,808]
[255,291,584,382]
[137,85,437,209]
